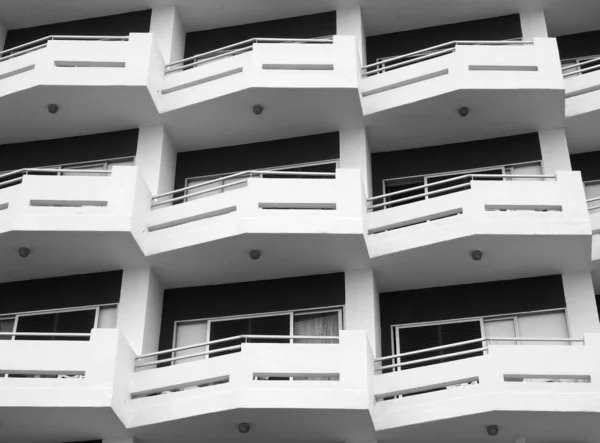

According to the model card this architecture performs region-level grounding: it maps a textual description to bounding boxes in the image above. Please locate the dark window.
[15,309,96,341]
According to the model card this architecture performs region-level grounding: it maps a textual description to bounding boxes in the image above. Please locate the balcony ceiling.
[1,0,599,39]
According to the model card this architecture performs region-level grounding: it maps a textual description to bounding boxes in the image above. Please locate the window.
[392,309,568,370]
[184,160,338,202]
[173,307,342,363]
[383,161,542,208]
[0,304,118,341]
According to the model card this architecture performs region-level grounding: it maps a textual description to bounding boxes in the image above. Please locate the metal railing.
[135,334,340,369]
[0,35,129,63]
[367,173,556,211]
[374,336,584,373]
[151,169,336,209]
[165,36,334,74]
[0,168,113,189]
[586,195,600,212]
[362,39,532,77]
[0,332,92,338]
[562,54,600,78]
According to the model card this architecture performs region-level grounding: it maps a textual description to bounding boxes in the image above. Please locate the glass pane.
[175,321,208,364]
[484,318,516,345]
[293,312,340,344]
[517,312,569,345]
[98,306,118,328]
[508,163,543,181]
[0,319,15,340]
[16,310,95,341]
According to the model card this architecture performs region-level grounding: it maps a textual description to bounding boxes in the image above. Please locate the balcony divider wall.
[183,12,336,59]
[365,14,522,65]
[2,10,152,51]
[370,133,542,197]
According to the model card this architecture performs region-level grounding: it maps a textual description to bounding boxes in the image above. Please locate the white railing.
[367,173,556,211]
[562,54,600,78]
[135,334,340,370]
[0,35,130,63]
[0,168,113,189]
[165,36,334,74]
[0,332,92,339]
[151,169,336,208]
[362,39,531,77]
[374,336,583,373]
[587,195,600,212]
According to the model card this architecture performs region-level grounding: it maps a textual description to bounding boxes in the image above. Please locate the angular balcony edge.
[366,171,591,258]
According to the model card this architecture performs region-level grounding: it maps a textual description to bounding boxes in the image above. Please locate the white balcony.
[361,38,565,151]
[366,171,591,291]
[0,329,134,443]
[563,55,600,153]
[0,166,149,282]
[0,33,162,144]
[158,36,362,150]
[142,169,368,288]
[127,331,374,443]
[373,335,600,443]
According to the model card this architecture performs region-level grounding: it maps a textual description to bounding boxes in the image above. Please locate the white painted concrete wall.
[136,126,177,196]
[340,126,372,197]
[520,10,549,40]
[539,129,572,174]
[562,271,600,339]
[117,268,164,355]
[150,6,185,64]
[337,6,366,65]
[345,269,381,357]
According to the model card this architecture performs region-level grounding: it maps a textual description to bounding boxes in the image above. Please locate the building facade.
[1,1,600,442]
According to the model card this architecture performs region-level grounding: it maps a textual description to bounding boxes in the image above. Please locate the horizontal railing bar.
[0,35,129,58]
[565,63,600,78]
[587,196,600,204]
[0,332,91,337]
[136,344,243,368]
[369,181,471,210]
[166,36,334,69]
[169,46,252,72]
[152,179,248,207]
[0,168,113,184]
[562,56,600,72]
[152,170,336,201]
[588,204,600,212]
[366,48,455,76]
[368,173,556,203]
[0,43,48,62]
[378,347,487,371]
[0,176,24,187]
[137,334,340,360]
[375,337,486,363]
[362,39,533,71]
[488,337,584,342]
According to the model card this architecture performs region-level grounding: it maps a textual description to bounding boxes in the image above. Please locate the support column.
[345,269,381,357]
[562,272,600,340]
[519,10,548,40]
[117,268,164,355]
[337,6,366,66]
[340,126,372,197]
[539,129,572,175]
[0,18,6,51]
[136,126,177,196]
[150,6,185,64]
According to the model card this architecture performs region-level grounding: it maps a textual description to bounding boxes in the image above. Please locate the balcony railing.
[135,334,340,370]
[165,36,334,74]
[361,39,531,77]
[368,173,556,212]
[374,336,583,373]
[151,169,336,208]
[0,167,113,189]
[562,54,600,78]
[0,35,130,63]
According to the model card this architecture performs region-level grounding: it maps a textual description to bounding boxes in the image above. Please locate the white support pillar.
[539,129,572,175]
[337,6,366,66]
[150,6,185,64]
[136,126,177,195]
[117,268,164,355]
[0,18,6,51]
[340,126,372,197]
[519,10,549,40]
[562,272,600,340]
[345,269,381,357]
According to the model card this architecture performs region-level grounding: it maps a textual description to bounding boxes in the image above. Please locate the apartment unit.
[1,1,600,442]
